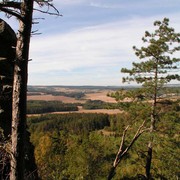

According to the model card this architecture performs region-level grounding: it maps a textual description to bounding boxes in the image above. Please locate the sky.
[0,0,180,86]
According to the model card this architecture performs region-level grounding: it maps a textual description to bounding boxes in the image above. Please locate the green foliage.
[28,113,110,136]
[27,100,78,114]
[27,99,180,179]
[65,133,113,179]
[110,88,146,102]
[28,86,85,99]
[83,100,118,110]
[121,18,180,94]
[28,113,113,179]
[25,18,180,180]
[118,18,180,178]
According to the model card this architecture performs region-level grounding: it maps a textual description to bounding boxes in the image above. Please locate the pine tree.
[121,18,180,179]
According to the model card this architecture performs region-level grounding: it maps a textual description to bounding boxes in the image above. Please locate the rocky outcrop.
[0,18,16,137]
[0,19,39,180]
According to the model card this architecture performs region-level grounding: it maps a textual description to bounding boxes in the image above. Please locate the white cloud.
[89,2,123,9]
[0,0,179,86]
[29,13,180,78]
[53,0,87,6]
[30,18,141,73]
[88,0,180,10]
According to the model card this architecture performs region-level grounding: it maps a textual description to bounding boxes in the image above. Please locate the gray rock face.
[0,19,39,180]
[0,19,16,137]
[0,18,16,60]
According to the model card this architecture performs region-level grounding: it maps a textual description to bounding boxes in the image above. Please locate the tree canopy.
[122,18,180,88]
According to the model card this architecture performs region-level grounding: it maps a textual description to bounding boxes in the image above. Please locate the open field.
[27,85,180,115]
[27,86,117,103]
[84,91,116,103]
[27,91,116,103]
[27,109,122,117]
[27,86,119,114]
[27,94,85,103]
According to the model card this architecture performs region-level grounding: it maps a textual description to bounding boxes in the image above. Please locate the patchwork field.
[27,86,116,103]
[28,91,116,103]
[27,94,85,103]
[27,86,120,114]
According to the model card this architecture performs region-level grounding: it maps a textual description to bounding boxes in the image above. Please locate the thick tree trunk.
[10,1,34,180]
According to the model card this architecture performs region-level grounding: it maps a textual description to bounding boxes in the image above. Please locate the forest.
[26,17,180,180]
[0,2,179,179]
[27,97,180,179]
[27,101,79,114]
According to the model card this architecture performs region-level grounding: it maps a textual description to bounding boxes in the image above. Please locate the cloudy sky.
[1,0,180,86]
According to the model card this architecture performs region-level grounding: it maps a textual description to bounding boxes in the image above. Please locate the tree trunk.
[10,1,34,179]
[145,63,158,179]
[108,167,116,180]
[145,141,152,179]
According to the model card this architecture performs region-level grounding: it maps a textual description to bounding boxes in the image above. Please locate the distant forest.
[28,99,180,179]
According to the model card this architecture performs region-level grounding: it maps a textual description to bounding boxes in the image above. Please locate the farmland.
[27,85,180,115]
[26,85,180,179]
[27,85,121,114]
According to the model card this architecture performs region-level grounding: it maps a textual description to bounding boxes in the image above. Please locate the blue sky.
[1,0,180,86]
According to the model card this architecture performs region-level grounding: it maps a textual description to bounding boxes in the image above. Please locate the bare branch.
[31,29,42,35]
[121,121,149,158]
[113,125,129,167]
[34,0,62,16]
[108,120,149,180]
[33,7,62,16]
[0,6,23,21]
[0,1,21,10]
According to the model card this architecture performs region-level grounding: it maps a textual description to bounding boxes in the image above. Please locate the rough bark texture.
[0,17,38,180]
[10,1,34,179]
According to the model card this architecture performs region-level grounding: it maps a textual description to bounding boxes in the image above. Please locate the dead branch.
[0,1,62,22]
[108,120,149,180]
[33,7,62,16]
[0,1,21,9]
[0,6,23,21]
[113,125,129,168]
[34,0,62,16]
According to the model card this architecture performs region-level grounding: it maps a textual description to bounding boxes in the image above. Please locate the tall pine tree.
[121,18,180,179]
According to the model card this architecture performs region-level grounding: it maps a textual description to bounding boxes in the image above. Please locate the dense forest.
[27,98,180,179]
[28,86,86,99]
[27,101,79,114]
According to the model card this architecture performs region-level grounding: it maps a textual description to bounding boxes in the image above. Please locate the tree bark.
[145,62,158,179]
[10,1,34,179]
[145,141,152,179]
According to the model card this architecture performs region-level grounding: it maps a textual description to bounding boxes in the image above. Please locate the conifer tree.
[121,18,180,179]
